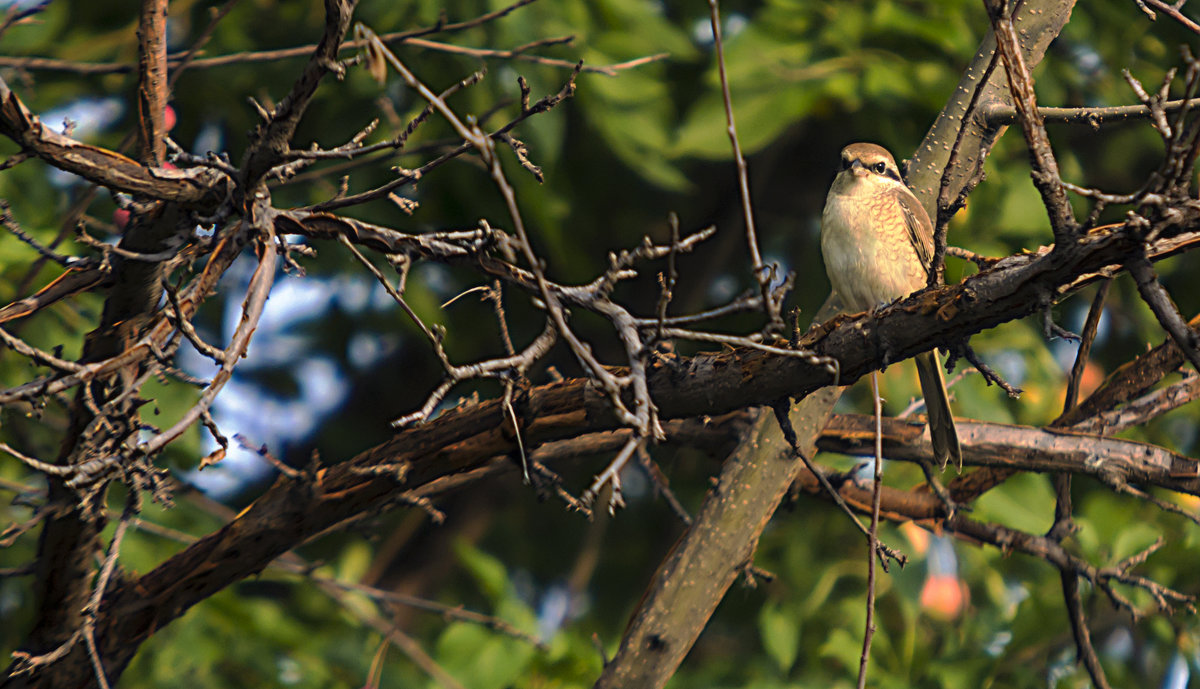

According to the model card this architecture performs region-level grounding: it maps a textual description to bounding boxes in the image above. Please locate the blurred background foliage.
[1,0,1199,687]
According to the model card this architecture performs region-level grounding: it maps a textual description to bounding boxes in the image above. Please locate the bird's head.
[831,142,905,195]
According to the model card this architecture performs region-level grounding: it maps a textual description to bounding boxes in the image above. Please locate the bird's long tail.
[914,349,962,471]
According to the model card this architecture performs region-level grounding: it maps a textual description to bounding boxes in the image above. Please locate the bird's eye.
[872,162,887,174]
[840,157,851,171]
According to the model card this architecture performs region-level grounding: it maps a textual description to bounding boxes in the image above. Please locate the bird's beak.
[848,159,868,177]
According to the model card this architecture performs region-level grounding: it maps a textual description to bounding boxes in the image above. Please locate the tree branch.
[135,0,168,167]
[0,76,231,207]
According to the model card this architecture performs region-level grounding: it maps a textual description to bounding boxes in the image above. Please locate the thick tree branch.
[0,76,231,207]
[594,393,841,689]
[819,415,1198,496]
[38,206,1190,689]
[907,0,1076,212]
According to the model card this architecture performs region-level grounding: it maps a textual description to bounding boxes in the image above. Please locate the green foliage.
[759,602,801,672]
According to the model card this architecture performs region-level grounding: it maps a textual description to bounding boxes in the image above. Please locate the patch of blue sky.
[44,97,124,188]
[184,262,390,497]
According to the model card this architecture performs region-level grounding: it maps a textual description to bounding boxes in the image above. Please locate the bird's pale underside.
[820,142,963,470]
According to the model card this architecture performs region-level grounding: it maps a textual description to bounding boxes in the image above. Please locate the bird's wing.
[894,187,936,280]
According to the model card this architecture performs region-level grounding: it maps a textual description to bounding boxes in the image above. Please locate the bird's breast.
[821,191,927,312]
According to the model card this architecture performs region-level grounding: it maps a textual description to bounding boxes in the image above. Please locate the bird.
[820,142,962,470]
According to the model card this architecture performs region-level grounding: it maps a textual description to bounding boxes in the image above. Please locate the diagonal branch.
[707,0,782,333]
[1056,312,1200,426]
[1126,253,1200,373]
[137,217,279,457]
[985,0,1080,243]
[240,0,358,187]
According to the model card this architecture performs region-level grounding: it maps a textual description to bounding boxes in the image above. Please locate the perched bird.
[820,142,962,470]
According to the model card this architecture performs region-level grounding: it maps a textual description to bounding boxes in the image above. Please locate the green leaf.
[434,622,536,689]
[817,626,864,673]
[973,472,1056,534]
[454,540,511,604]
[759,602,801,672]
[337,540,374,584]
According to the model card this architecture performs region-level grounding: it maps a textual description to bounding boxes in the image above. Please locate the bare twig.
[983,97,1200,127]
[391,322,556,427]
[138,215,279,456]
[0,0,48,42]
[986,0,1080,243]
[1127,254,1200,373]
[1141,0,1200,33]
[580,436,641,514]
[707,0,782,333]
[272,564,543,646]
[0,325,86,373]
[655,327,838,373]
[307,59,579,212]
[0,201,92,269]
[233,434,303,480]
[167,0,244,90]
[951,341,1022,397]
[653,214,681,341]
[1063,280,1111,413]
[338,233,439,347]
[855,372,885,689]
[0,0,662,78]
[634,442,692,525]
[932,49,1000,286]
[771,402,905,565]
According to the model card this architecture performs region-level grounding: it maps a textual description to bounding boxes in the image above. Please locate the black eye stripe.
[840,156,902,178]
[868,161,902,182]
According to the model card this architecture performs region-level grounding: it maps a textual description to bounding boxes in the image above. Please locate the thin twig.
[166,0,244,90]
[986,0,1080,243]
[0,201,91,269]
[771,401,905,566]
[0,0,662,77]
[1128,254,1200,373]
[1063,280,1110,414]
[580,436,641,514]
[634,442,692,526]
[1059,568,1114,689]
[855,372,885,689]
[1141,0,1200,33]
[983,97,1200,127]
[932,48,1000,286]
[707,0,782,333]
[0,0,48,42]
[654,213,681,342]
[137,216,279,456]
